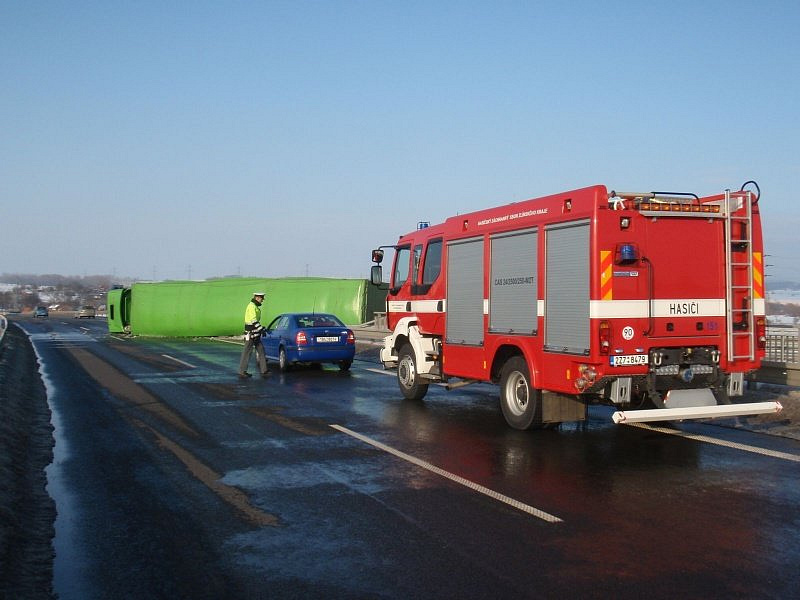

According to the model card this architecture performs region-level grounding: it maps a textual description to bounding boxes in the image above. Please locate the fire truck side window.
[392,246,411,292]
[421,239,442,285]
[412,245,423,284]
[411,238,443,295]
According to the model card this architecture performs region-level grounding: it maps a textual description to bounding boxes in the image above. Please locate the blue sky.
[2,1,799,282]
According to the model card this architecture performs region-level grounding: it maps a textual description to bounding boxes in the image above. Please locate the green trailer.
[107,277,387,337]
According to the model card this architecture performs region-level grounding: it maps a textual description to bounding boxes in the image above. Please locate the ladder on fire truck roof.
[724,189,756,363]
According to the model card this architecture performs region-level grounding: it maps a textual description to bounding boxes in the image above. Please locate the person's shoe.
[238,372,252,379]
[261,371,270,378]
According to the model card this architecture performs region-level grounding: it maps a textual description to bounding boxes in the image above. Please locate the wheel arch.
[490,342,539,387]
[389,316,418,352]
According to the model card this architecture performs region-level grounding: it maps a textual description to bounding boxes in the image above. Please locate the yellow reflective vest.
[244,301,261,328]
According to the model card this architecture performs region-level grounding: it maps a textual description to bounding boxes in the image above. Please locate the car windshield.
[294,314,344,328]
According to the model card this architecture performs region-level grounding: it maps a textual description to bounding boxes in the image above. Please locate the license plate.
[316,336,339,343]
[610,354,648,366]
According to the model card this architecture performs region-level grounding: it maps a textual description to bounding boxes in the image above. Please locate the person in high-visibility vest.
[238,292,268,378]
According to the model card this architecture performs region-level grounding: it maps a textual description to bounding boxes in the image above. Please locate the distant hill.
[768,280,800,291]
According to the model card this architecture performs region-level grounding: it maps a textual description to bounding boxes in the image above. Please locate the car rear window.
[295,315,343,328]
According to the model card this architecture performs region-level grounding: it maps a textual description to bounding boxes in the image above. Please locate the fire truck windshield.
[392,246,411,290]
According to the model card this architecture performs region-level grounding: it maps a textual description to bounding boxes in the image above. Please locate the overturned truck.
[107,277,386,337]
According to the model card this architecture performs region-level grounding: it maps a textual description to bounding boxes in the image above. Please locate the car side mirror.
[370,265,383,286]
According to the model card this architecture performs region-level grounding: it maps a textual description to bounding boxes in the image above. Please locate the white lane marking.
[627,423,800,463]
[329,424,563,523]
[161,354,197,369]
[210,336,245,345]
[365,367,393,377]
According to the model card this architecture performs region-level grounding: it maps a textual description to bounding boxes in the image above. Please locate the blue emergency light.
[620,244,637,261]
[417,221,430,230]
[616,243,639,264]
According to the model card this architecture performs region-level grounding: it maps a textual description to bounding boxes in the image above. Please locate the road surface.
[8,315,800,598]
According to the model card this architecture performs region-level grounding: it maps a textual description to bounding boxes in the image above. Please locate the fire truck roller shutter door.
[490,228,538,335]
[446,237,485,346]
[545,220,590,354]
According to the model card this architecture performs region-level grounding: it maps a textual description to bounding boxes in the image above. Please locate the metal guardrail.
[765,327,799,363]
[758,327,800,386]
[0,314,7,345]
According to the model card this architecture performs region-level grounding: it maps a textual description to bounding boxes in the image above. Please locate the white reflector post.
[612,401,782,424]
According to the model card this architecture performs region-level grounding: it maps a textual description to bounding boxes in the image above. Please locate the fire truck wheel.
[499,357,540,430]
[397,343,429,401]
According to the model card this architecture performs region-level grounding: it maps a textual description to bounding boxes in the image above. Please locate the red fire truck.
[370,182,782,429]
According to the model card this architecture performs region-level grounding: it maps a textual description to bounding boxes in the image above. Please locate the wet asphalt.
[14,315,800,599]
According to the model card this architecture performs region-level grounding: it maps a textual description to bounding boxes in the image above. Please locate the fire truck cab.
[371,183,781,429]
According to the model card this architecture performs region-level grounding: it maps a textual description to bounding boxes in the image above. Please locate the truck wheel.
[397,343,428,401]
[499,357,540,430]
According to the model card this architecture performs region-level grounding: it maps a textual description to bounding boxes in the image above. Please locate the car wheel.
[338,360,352,372]
[499,356,541,430]
[397,343,428,401]
[278,347,291,372]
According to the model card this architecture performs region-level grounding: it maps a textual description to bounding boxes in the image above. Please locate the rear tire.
[499,357,540,430]
[279,347,291,372]
[338,360,352,372]
[397,343,428,401]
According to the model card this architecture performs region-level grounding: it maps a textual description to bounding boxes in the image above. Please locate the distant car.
[262,312,355,372]
[76,305,96,319]
[33,306,49,318]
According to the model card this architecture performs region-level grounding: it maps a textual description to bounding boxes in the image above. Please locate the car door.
[262,316,285,359]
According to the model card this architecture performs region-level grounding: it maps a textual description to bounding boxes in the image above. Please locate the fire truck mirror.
[370,265,383,286]
[371,249,384,264]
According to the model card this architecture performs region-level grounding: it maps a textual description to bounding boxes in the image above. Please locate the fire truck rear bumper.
[612,401,783,424]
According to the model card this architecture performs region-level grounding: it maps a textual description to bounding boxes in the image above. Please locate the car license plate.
[610,354,648,366]
[316,336,339,343]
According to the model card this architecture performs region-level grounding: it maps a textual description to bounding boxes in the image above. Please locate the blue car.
[262,313,355,372]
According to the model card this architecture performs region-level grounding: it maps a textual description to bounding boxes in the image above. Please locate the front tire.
[499,357,540,430]
[397,343,428,401]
